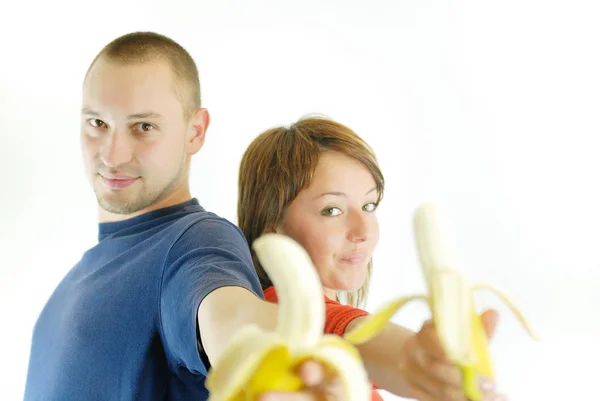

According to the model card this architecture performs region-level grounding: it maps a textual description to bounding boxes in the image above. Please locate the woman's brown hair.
[237,116,385,308]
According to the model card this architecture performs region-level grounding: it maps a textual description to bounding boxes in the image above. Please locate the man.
[23,31,333,401]
[23,31,503,401]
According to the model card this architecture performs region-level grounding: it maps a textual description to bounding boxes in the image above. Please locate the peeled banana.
[205,233,371,401]
[344,203,540,401]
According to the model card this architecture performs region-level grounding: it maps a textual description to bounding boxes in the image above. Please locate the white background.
[1,0,598,399]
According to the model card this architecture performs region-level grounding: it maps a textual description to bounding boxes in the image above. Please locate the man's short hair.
[86,31,201,118]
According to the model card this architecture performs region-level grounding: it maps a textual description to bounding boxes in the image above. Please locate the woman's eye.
[321,207,342,216]
[363,202,378,212]
[89,119,106,128]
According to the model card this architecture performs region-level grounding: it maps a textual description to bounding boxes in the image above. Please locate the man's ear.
[186,108,210,155]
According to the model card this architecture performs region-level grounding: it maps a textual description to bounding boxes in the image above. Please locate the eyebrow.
[314,186,377,199]
[81,108,100,117]
[126,112,163,120]
[81,108,163,120]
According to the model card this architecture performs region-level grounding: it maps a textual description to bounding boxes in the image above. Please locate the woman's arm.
[346,313,499,401]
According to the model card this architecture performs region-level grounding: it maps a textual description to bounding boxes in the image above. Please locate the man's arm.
[197,286,357,401]
[161,218,352,400]
[197,286,278,365]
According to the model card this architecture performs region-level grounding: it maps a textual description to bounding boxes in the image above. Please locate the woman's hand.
[394,309,505,401]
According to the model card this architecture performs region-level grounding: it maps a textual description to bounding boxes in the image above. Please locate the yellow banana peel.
[344,203,540,400]
[205,233,371,401]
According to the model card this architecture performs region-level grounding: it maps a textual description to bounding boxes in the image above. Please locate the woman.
[238,116,505,401]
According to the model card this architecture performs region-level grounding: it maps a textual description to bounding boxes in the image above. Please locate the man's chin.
[96,192,143,215]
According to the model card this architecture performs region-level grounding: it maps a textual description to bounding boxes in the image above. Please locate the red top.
[263,286,384,401]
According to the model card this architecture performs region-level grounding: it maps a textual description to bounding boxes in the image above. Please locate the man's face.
[81,59,191,215]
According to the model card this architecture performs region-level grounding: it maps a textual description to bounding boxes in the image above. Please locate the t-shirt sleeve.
[159,217,263,376]
[323,298,371,336]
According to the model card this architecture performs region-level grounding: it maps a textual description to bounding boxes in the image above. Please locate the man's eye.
[135,122,154,132]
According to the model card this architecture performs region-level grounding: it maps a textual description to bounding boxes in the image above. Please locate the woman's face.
[281,151,380,296]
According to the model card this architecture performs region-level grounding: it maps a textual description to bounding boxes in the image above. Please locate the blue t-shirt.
[23,199,263,400]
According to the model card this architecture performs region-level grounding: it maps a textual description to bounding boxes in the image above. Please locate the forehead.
[310,151,375,189]
[82,59,182,117]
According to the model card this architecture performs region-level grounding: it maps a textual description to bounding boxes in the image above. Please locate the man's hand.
[199,287,366,400]
[259,360,343,401]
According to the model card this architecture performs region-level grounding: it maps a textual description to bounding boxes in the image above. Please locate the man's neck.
[98,185,192,223]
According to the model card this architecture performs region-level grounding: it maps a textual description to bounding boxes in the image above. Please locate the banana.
[344,203,540,400]
[205,233,371,401]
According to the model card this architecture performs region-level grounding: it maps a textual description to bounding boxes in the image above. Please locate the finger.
[259,389,335,401]
[295,359,342,394]
[403,382,441,401]
[402,352,465,401]
[258,392,319,401]
[478,375,496,393]
[480,309,499,340]
[481,391,507,401]
[317,381,343,401]
[416,320,447,360]
[415,323,464,389]
[408,345,463,390]
[295,359,325,387]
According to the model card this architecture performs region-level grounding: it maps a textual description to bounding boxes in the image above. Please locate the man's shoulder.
[166,209,251,260]
[174,210,245,242]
